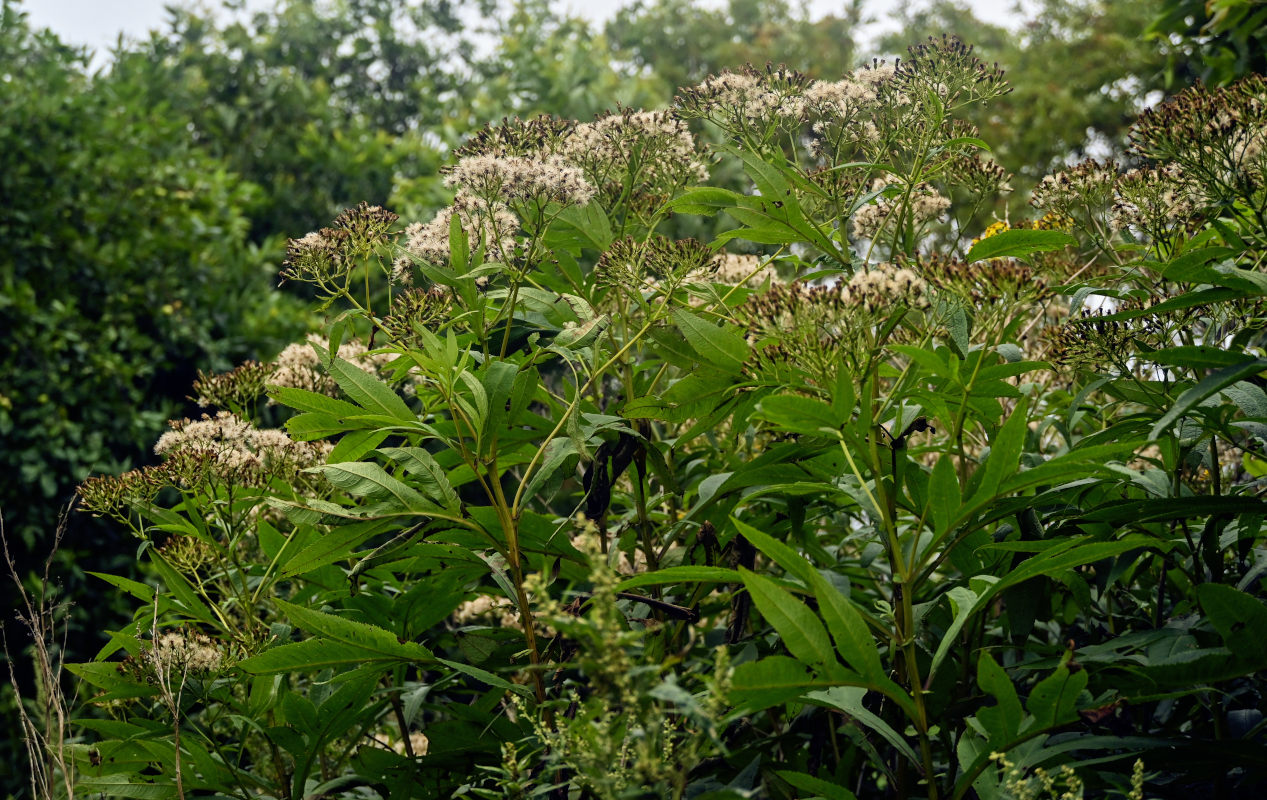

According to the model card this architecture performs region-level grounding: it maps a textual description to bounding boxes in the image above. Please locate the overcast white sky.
[27,0,1029,61]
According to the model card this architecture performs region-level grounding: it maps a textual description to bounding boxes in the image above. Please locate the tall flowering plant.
[59,39,1267,800]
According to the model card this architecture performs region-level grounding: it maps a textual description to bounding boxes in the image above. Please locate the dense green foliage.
[45,34,1267,800]
[7,1,1267,799]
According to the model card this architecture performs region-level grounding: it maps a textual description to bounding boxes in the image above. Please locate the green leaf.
[377,446,461,511]
[1198,584,1267,665]
[928,586,978,683]
[615,566,741,591]
[329,356,414,421]
[268,385,365,417]
[965,229,1075,263]
[775,771,858,800]
[237,638,394,674]
[1151,359,1267,438]
[273,599,434,662]
[280,519,394,578]
[976,652,1023,743]
[729,655,819,710]
[437,657,533,697]
[1147,346,1257,370]
[309,461,439,512]
[1024,664,1088,732]
[328,429,388,463]
[74,776,177,799]
[806,569,885,684]
[756,394,843,435]
[669,186,743,215]
[928,456,960,536]
[672,309,749,373]
[804,687,922,766]
[731,518,814,584]
[740,568,837,672]
[966,396,1028,508]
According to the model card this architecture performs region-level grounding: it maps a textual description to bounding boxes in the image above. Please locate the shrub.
[52,38,1267,800]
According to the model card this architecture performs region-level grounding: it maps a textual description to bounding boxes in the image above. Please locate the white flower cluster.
[1030,159,1118,214]
[145,629,223,674]
[269,334,393,397]
[393,192,520,283]
[852,184,951,240]
[562,109,708,190]
[803,77,879,118]
[686,71,806,125]
[154,411,331,474]
[445,153,595,206]
[694,253,781,288]
[842,263,930,312]
[452,595,521,629]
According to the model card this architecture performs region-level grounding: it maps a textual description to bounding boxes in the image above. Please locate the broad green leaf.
[756,394,843,435]
[732,517,814,584]
[74,777,176,799]
[273,599,434,662]
[966,396,1028,508]
[328,429,388,463]
[928,586,978,683]
[669,186,743,215]
[965,229,1075,263]
[928,456,960,536]
[237,638,393,674]
[1024,664,1088,732]
[87,571,155,603]
[148,552,216,624]
[729,655,819,710]
[268,385,364,417]
[438,657,532,697]
[280,518,394,578]
[806,569,884,683]
[976,652,1023,743]
[1147,346,1257,370]
[286,411,353,440]
[309,461,439,512]
[377,446,461,511]
[1151,359,1267,438]
[672,309,749,373]
[740,568,837,672]
[1198,584,1267,665]
[329,356,414,421]
[804,687,922,766]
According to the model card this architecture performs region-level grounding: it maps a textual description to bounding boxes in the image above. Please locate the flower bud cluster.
[1110,164,1196,240]
[1130,74,1267,206]
[852,183,951,240]
[1030,159,1117,217]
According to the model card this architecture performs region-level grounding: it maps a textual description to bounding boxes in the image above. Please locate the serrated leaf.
[329,356,413,421]
[309,461,439,512]
[672,309,749,372]
[377,446,461,511]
